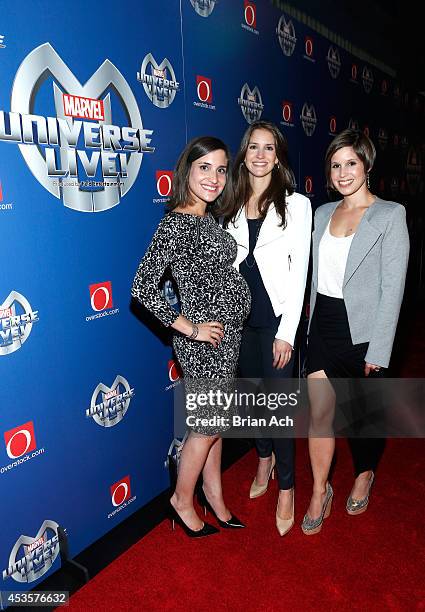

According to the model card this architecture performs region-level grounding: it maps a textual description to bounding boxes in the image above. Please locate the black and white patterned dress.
[131,211,251,432]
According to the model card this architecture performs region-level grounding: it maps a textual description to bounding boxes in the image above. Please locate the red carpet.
[67,438,425,612]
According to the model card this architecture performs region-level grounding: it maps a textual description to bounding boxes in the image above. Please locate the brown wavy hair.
[167,136,232,214]
[223,121,295,227]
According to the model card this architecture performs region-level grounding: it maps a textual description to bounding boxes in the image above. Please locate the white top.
[317,219,355,298]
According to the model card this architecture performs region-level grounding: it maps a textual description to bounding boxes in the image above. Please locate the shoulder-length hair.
[223,120,295,227]
[167,136,232,214]
[325,129,376,191]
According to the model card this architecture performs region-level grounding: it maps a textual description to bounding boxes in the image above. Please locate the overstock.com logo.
[0,291,39,356]
[193,76,215,110]
[86,375,135,427]
[86,281,119,322]
[241,0,258,34]
[304,36,314,62]
[281,101,294,127]
[0,179,13,211]
[90,281,113,311]
[108,476,136,518]
[305,176,313,195]
[197,76,212,103]
[2,421,45,475]
[4,421,36,459]
[111,476,131,506]
[190,0,217,17]
[153,170,173,204]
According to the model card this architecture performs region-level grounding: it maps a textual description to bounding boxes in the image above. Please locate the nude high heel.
[276,488,295,536]
[249,453,276,499]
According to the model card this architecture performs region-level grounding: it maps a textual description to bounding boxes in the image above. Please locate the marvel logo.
[111,476,131,507]
[89,281,113,312]
[63,93,105,121]
[4,421,37,459]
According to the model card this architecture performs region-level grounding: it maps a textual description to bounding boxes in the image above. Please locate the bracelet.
[187,323,199,340]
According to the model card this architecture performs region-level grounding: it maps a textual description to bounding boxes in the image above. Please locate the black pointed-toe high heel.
[197,487,246,529]
[168,501,219,538]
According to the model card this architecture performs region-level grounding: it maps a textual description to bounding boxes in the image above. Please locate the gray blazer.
[309,197,410,368]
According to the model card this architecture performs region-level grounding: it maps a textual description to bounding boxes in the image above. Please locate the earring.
[366,173,370,188]
[275,162,280,169]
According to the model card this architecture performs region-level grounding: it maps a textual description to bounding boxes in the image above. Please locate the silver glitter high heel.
[301,482,333,535]
[346,472,374,515]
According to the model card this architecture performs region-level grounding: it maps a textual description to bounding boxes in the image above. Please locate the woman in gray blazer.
[301,129,409,535]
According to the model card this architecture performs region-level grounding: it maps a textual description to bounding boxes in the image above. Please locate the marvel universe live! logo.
[2,521,62,583]
[238,83,264,124]
[86,281,119,321]
[0,291,39,356]
[190,0,216,17]
[86,376,135,427]
[137,53,179,108]
[108,476,136,519]
[1,421,45,476]
[0,43,154,213]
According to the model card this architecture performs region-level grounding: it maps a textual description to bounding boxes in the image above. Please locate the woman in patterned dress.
[132,136,251,537]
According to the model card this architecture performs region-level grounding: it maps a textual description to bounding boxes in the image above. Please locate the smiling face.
[244,128,278,178]
[188,149,228,206]
[330,146,368,196]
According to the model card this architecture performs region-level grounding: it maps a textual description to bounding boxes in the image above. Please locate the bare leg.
[202,437,231,521]
[277,488,294,520]
[350,470,374,499]
[255,455,274,485]
[170,431,217,530]
[306,370,336,519]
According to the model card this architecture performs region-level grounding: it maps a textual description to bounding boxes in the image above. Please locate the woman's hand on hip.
[273,339,292,369]
[364,362,382,376]
[195,321,225,347]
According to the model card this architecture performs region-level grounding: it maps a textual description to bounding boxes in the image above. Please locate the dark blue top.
[239,218,281,329]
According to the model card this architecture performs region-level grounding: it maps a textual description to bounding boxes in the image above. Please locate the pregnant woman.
[132,136,251,538]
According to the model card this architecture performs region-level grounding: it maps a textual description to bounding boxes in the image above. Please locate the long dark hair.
[167,136,232,214]
[223,120,295,226]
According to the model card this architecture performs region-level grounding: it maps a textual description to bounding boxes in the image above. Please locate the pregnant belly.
[210,269,251,324]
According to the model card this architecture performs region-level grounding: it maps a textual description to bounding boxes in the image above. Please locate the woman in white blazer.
[302,129,409,535]
[225,121,312,536]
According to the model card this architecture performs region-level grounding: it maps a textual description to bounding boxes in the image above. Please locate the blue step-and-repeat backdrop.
[0,0,423,594]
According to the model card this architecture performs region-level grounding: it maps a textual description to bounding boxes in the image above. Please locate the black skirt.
[306,293,369,378]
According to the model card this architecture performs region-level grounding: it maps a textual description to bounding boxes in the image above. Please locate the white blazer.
[226,192,312,346]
